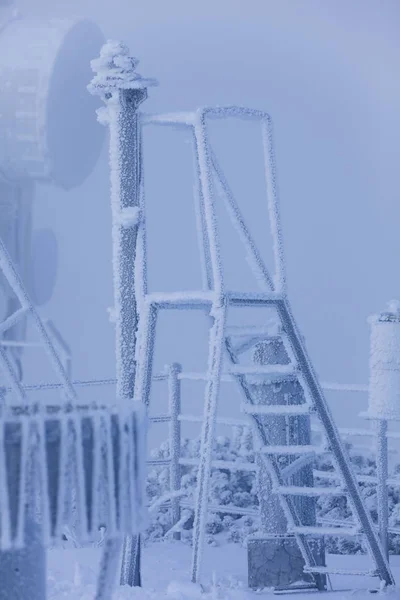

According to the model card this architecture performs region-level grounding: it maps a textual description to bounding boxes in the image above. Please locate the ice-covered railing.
[0,403,147,550]
[27,371,399,444]
[141,106,286,295]
[12,366,399,538]
[122,365,400,537]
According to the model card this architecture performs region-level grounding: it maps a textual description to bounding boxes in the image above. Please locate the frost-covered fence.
[168,364,182,540]
[147,363,400,551]
[0,405,147,547]
[0,231,149,600]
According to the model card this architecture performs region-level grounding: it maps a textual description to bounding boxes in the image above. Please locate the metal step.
[276,486,346,497]
[242,403,312,416]
[313,470,340,481]
[273,583,319,594]
[261,445,325,456]
[149,414,171,424]
[290,526,361,537]
[303,566,378,577]
[228,364,297,378]
[225,325,280,338]
[147,459,171,466]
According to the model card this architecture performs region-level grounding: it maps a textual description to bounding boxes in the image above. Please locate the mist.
[16,0,400,429]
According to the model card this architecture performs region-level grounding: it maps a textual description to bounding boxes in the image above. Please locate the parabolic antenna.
[28,228,58,306]
[0,16,105,189]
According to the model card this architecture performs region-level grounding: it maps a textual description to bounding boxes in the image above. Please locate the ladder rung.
[276,486,346,497]
[303,566,377,577]
[226,291,284,306]
[290,526,361,537]
[273,584,319,595]
[225,325,281,338]
[147,459,171,466]
[313,470,394,487]
[145,291,214,309]
[261,445,321,456]
[149,414,171,424]
[313,470,339,481]
[228,364,297,377]
[242,403,312,416]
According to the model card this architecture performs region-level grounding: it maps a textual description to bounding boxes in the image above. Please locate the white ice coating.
[191,301,227,583]
[368,301,400,420]
[89,40,154,403]
[88,40,157,100]
[115,206,141,228]
[0,408,147,551]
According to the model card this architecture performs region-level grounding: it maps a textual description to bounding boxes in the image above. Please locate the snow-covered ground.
[48,542,400,599]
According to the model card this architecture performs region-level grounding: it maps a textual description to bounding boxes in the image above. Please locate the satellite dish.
[28,229,58,306]
[0,17,105,189]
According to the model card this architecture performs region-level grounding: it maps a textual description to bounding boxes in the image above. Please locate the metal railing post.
[168,363,182,540]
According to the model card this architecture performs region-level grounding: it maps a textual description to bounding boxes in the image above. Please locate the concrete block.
[247,534,326,591]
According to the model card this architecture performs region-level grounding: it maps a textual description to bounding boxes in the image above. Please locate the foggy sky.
[19,0,400,427]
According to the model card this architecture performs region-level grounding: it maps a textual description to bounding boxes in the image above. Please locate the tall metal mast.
[89,40,157,587]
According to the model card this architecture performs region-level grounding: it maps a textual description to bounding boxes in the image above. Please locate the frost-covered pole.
[168,363,182,540]
[375,419,389,560]
[367,300,400,561]
[249,339,288,536]
[247,336,322,590]
[89,40,157,588]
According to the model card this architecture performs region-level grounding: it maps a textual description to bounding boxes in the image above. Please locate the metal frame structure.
[134,106,394,588]
[0,233,147,600]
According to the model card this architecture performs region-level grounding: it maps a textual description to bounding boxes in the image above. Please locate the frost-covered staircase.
[135,106,394,589]
[224,307,393,589]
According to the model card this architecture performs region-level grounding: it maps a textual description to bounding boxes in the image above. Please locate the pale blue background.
[18,0,400,432]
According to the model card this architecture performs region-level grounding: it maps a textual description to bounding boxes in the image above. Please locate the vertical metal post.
[89,41,156,588]
[261,116,286,294]
[0,434,46,600]
[249,340,288,535]
[168,363,182,540]
[376,419,389,561]
[367,301,400,566]
[191,111,226,583]
[0,181,47,600]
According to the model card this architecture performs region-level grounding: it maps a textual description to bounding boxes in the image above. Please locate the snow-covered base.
[48,542,400,599]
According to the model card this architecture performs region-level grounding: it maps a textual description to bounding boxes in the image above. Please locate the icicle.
[73,414,90,543]
[14,418,28,548]
[91,412,101,536]
[0,420,11,549]
[103,413,118,536]
[55,414,68,543]
[35,417,51,547]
